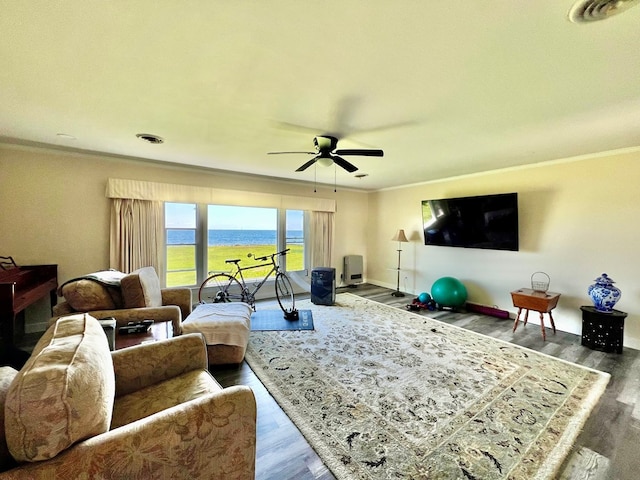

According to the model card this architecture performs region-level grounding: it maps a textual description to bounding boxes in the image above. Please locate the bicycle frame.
[199,248,296,317]
[221,249,288,305]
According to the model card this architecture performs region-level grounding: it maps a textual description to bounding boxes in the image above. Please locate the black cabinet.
[580,306,627,354]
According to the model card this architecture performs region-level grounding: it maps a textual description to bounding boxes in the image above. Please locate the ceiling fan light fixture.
[270,134,380,173]
[568,0,640,23]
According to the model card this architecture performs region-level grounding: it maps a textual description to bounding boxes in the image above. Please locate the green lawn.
[166,244,304,287]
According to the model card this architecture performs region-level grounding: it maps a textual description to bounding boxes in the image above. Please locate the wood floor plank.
[211,285,640,479]
[559,447,610,480]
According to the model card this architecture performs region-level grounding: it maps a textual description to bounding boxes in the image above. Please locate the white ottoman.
[181,302,252,365]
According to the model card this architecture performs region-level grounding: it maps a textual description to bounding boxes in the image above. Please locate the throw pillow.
[4,314,115,462]
[120,266,162,308]
[61,279,117,311]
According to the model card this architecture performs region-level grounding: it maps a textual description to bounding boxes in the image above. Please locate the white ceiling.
[2,1,640,191]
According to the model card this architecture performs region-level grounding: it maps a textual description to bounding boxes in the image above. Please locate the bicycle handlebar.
[252,248,289,262]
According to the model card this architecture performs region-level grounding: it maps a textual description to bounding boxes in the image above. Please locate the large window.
[208,205,277,280]
[165,203,198,287]
[286,209,304,271]
[165,203,306,287]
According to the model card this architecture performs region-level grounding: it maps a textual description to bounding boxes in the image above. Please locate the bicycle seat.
[225,259,241,264]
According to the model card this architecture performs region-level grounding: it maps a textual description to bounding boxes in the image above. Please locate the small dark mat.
[251,309,314,331]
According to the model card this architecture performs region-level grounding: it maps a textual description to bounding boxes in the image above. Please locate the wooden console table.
[0,264,58,363]
[511,288,561,341]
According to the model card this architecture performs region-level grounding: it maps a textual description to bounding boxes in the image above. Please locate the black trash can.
[311,267,336,305]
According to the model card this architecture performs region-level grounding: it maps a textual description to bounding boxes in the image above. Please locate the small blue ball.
[417,292,431,303]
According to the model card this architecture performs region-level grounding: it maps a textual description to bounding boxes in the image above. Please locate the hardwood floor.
[211,284,640,480]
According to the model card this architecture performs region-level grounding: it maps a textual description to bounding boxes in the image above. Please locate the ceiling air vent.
[136,133,164,144]
[568,0,640,23]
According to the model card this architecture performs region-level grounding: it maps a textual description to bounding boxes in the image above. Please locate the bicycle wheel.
[275,272,296,314]
[198,273,244,304]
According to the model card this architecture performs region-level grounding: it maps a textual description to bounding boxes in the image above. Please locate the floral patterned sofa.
[51,266,192,337]
[0,314,256,479]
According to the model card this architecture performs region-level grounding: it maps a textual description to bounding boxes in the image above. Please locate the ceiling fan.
[268,135,384,173]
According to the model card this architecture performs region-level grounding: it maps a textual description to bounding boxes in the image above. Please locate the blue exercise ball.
[417,292,431,304]
[431,277,467,308]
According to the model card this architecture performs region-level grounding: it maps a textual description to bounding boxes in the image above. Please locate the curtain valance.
[106,178,336,213]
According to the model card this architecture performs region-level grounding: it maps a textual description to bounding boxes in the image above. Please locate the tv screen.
[421,193,519,251]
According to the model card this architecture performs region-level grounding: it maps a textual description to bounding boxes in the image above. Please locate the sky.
[165,203,303,230]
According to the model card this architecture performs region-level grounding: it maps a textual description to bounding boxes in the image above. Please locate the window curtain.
[106,178,336,212]
[107,178,336,276]
[309,211,334,268]
[109,198,164,274]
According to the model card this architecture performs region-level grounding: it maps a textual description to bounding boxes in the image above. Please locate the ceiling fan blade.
[332,155,359,173]
[268,151,315,155]
[335,149,384,157]
[295,157,319,172]
[273,121,339,138]
[353,119,418,135]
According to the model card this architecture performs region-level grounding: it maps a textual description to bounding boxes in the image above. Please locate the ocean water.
[167,229,303,246]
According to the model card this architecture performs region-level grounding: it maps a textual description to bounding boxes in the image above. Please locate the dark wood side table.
[580,306,627,354]
[115,320,172,350]
[511,288,561,341]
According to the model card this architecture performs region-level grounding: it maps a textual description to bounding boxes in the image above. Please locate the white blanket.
[181,302,252,348]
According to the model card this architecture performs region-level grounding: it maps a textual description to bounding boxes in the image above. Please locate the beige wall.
[0,144,369,329]
[3,143,638,349]
[368,150,640,349]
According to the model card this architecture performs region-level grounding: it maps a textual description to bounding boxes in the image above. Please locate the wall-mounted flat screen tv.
[421,193,519,251]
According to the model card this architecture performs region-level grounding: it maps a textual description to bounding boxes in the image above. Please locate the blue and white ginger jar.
[588,273,621,313]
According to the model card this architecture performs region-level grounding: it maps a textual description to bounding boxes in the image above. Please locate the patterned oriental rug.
[245,293,610,480]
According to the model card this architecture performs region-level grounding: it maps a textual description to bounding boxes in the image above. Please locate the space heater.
[343,255,363,286]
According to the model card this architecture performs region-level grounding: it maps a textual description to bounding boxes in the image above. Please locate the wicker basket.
[531,271,550,292]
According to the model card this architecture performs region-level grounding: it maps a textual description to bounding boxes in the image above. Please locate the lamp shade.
[391,229,409,243]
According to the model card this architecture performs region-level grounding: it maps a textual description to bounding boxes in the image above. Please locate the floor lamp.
[391,229,408,297]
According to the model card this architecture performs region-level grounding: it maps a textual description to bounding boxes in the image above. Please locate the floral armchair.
[52,266,191,336]
[0,313,256,479]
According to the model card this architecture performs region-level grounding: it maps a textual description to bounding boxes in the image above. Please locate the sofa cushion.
[120,266,162,308]
[111,370,222,429]
[4,314,115,462]
[0,367,18,471]
[61,279,120,311]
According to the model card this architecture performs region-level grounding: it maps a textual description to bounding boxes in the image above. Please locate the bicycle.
[198,248,298,319]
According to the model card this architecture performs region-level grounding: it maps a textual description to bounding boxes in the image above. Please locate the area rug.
[245,293,610,480]
[251,309,314,331]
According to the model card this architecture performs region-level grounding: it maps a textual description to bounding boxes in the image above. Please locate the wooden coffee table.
[115,320,172,350]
